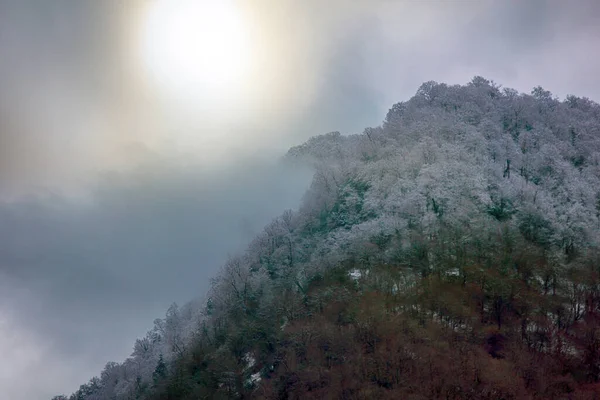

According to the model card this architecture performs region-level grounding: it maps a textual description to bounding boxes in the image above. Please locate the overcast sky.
[1,1,599,398]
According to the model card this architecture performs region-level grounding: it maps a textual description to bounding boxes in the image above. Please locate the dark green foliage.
[487,197,516,221]
[571,154,585,169]
[518,211,554,247]
[153,355,167,385]
[428,196,445,218]
[328,178,374,229]
[205,297,214,316]
[370,231,393,249]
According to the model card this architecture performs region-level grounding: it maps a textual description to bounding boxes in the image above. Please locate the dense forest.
[55,77,600,399]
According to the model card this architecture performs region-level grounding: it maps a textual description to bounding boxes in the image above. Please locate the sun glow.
[139,0,253,100]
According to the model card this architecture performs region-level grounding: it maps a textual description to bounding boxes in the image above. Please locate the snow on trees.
[61,77,600,400]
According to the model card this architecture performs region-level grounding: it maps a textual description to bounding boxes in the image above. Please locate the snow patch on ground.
[243,353,256,369]
[349,269,362,280]
[249,372,261,384]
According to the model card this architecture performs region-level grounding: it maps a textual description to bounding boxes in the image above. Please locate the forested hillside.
[56,77,600,399]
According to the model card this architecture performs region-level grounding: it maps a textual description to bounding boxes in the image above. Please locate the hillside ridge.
[56,77,600,400]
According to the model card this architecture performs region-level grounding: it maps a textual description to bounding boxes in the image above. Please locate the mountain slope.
[57,77,600,400]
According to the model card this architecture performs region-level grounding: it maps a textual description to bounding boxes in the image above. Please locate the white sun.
[139,0,252,100]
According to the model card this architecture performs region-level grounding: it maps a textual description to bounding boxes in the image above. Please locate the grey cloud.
[0,0,121,192]
[0,154,311,398]
[2,155,312,313]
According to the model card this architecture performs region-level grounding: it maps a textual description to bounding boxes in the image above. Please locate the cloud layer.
[0,155,311,398]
